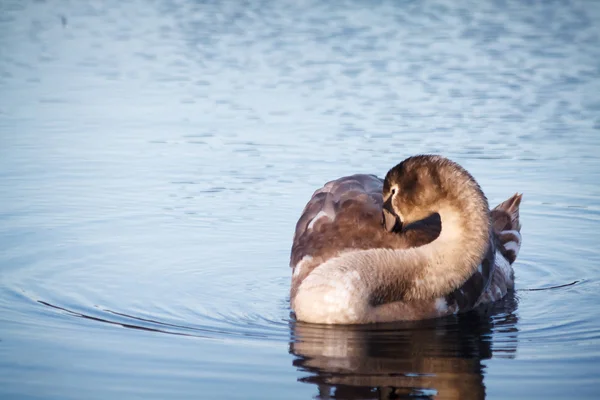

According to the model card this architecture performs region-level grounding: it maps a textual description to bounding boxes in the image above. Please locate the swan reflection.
[290,295,518,400]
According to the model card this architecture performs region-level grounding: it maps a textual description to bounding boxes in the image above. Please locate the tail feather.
[491,193,523,265]
[491,193,522,233]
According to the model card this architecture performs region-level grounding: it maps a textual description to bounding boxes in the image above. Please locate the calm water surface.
[1,0,599,399]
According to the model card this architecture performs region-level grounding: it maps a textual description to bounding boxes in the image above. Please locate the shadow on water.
[289,294,519,400]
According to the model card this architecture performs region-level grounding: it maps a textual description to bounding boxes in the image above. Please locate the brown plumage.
[290,155,523,324]
[289,174,441,303]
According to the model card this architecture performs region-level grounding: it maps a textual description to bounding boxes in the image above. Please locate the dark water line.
[37,300,277,339]
[37,301,208,338]
[518,280,581,292]
[103,308,212,331]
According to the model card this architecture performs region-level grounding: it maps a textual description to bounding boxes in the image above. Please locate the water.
[1,0,599,398]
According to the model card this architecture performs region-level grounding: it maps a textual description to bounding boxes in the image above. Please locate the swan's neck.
[293,198,491,324]
[403,201,490,298]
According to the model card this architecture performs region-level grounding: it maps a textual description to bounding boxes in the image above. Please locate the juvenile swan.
[290,155,522,324]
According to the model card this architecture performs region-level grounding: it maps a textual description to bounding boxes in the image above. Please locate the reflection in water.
[290,295,518,400]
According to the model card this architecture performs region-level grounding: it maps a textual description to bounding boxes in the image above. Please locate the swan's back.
[291,174,384,269]
[291,175,385,301]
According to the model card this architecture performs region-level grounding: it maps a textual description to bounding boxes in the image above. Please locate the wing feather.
[291,174,383,268]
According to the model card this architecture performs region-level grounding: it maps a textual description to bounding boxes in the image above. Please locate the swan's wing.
[290,174,384,269]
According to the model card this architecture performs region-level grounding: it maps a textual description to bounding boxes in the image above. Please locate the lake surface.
[1,0,599,398]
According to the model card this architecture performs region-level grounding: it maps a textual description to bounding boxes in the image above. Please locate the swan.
[290,155,522,324]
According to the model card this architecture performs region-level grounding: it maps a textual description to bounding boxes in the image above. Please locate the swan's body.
[290,155,522,324]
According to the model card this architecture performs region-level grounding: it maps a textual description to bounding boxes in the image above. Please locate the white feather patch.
[294,260,366,324]
[504,241,520,254]
[434,298,448,313]
[502,230,521,239]
[307,211,332,230]
[293,255,313,277]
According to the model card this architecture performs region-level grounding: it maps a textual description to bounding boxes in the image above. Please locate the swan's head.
[382,155,482,232]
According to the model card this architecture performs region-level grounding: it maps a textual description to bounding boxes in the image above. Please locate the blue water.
[1,0,599,398]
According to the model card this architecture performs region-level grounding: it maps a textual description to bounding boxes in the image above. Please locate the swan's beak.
[382,198,402,232]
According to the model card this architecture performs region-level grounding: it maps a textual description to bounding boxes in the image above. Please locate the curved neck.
[335,201,489,299]
[403,200,490,298]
